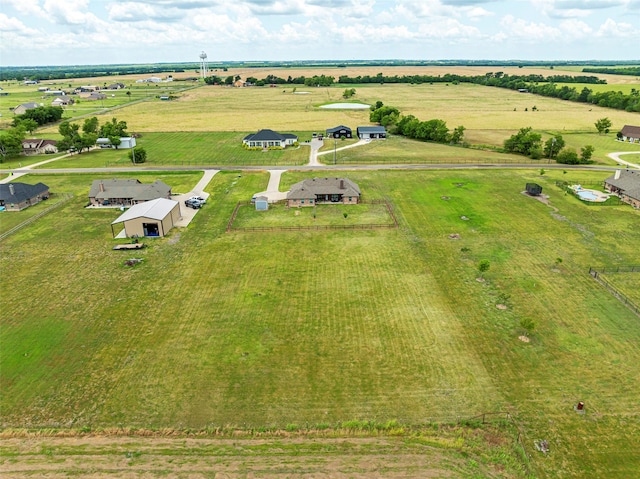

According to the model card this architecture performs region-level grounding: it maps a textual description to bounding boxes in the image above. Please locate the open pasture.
[1,168,639,477]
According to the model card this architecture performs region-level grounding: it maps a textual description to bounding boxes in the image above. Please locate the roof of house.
[357,126,386,134]
[111,198,178,224]
[22,139,57,149]
[287,177,361,200]
[243,129,298,142]
[605,169,640,200]
[621,125,640,138]
[326,125,352,133]
[15,102,39,110]
[89,179,171,201]
[0,182,49,203]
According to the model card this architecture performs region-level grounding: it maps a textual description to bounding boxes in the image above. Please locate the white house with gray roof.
[356,126,386,139]
[89,179,172,206]
[287,177,361,207]
[243,129,298,148]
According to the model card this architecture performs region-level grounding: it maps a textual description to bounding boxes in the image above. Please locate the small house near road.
[89,179,171,206]
[243,129,298,148]
[357,126,386,139]
[0,182,49,211]
[287,177,361,207]
[22,139,58,155]
[326,125,353,139]
[111,198,181,238]
[51,96,74,107]
[604,169,640,208]
[620,125,640,143]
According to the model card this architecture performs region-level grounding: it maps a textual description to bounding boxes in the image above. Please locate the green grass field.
[1,168,639,477]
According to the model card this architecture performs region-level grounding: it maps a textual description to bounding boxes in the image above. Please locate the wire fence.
[334,157,557,166]
[0,193,74,242]
[589,266,640,317]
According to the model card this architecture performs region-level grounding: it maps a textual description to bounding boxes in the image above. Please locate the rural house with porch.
[287,177,361,207]
[89,179,172,206]
[0,182,49,211]
[604,169,640,208]
[620,125,640,143]
[242,129,298,148]
[22,139,58,155]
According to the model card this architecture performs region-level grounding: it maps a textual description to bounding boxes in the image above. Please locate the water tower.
[199,51,208,79]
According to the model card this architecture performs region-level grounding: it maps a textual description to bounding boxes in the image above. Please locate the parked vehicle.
[185,198,202,209]
[188,195,206,204]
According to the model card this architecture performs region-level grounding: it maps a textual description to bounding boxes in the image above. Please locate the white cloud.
[500,14,561,39]
[595,17,637,36]
[0,13,40,34]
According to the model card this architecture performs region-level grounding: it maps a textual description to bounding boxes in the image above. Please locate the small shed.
[526,183,543,196]
[111,198,180,238]
[255,196,269,211]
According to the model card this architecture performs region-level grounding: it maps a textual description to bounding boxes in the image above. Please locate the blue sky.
[1,0,639,66]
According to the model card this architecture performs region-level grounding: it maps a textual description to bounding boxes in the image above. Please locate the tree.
[0,127,26,162]
[83,116,99,134]
[449,125,465,144]
[342,88,356,99]
[503,127,541,156]
[370,105,400,125]
[478,259,491,279]
[99,118,128,148]
[595,117,612,134]
[580,145,595,162]
[555,148,580,165]
[16,118,38,135]
[128,146,147,164]
[543,134,565,159]
[224,75,234,85]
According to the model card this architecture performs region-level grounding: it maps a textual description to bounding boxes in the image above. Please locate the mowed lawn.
[1,169,640,477]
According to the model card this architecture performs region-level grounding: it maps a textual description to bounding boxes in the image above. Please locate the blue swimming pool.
[577,190,599,201]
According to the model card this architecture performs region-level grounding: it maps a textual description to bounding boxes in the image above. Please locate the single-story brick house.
[620,125,640,143]
[243,129,298,148]
[22,139,58,155]
[357,126,386,139]
[287,177,361,207]
[604,169,640,208]
[89,179,172,206]
[111,198,181,238]
[326,125,353,138]
[0,182,49,211]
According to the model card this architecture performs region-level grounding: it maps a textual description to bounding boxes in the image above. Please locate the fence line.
[589,267,640,317]
[555,181,623,206]
[0,194,74,242]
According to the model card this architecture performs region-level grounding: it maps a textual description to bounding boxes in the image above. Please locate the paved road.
[607,151,640,169]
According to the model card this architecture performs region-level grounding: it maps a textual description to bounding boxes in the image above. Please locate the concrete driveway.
[251,169,288,203]
[173,169,219,227]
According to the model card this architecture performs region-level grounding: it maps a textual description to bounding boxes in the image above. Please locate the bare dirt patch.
[518,335,531,343]
[496,304,508,310]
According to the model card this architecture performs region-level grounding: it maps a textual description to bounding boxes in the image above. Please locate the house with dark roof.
[604,169,640,208]
[326,125,353,139]
[286,177,361,207]
[356,126,386,139]
[242,129,298,148]
[0,182,49,211]
[620,125,640,143]
[89,179,172,206]
[13,102,40,115]
[22,139,58,155]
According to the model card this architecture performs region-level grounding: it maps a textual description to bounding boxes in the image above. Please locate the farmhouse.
[22,139,58,155]
[604,169,640,208]
[107,83,125,90]
[82,92,107,101]
[111,198,181,238]
[13,102,40,115]
[243,129,298,148]
[287,177,361,207]
[51,96,74,107]
[89,179,172,206]
[357,126,386,139]
[0,182,49,211]
[326,125,353,138]
[620,125,640,143]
